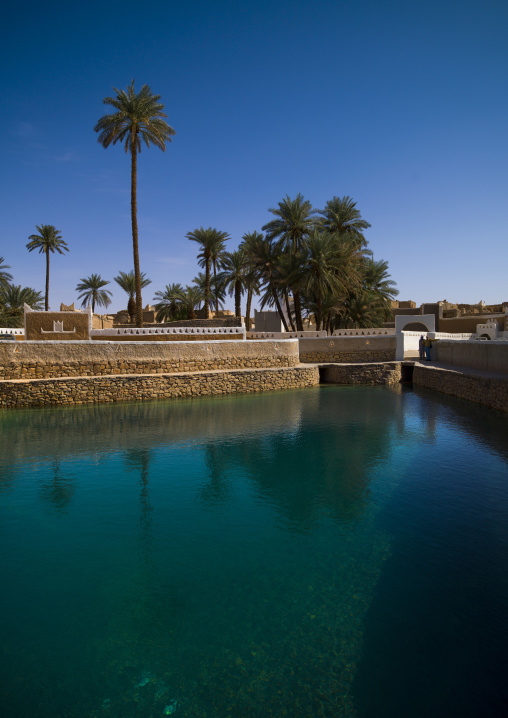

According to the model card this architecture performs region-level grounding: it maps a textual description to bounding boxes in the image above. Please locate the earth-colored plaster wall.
[0,340,298,380]
[320,362,401,385]
[25,311,90,340]
[0,366,320,409]
[299,336,396,363]
[435,340,508,375]
[413,364,508,413]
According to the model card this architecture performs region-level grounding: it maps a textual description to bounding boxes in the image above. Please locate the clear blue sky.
[2,0,507,313]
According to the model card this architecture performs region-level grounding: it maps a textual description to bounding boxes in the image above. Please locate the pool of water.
[1,385,508,717]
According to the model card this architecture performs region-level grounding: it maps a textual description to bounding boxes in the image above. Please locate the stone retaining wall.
[299,336,396,364]
[0,366,320,409]
[0,340,298,380]
[320,362,402,385]
[413,364,508,413]
[301,350,395,363]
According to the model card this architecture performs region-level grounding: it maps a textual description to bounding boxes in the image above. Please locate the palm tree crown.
[75,274,112,313]
[317,196,371,247]
[0,257,13,290]
[0,285,44,327]
[26,225,69,310]
[114,270,152,323]
[95,80,175,327]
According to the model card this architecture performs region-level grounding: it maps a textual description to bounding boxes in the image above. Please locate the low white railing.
[333,328,395,336]
[247,330,327,339]
[91,326,246,339]
[0,328,24,336]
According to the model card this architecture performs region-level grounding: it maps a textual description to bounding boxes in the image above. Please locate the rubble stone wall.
[413,364,508,413]
[320,362,402,385]
[0,366,320,409]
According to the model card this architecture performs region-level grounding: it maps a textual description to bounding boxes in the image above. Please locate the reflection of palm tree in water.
[200,442,233,506]
[40,459,76,513]
[125,448,153,559]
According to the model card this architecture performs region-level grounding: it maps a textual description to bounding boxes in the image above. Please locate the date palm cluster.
[155,194,398,332]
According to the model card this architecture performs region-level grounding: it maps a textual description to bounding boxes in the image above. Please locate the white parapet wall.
[0,328,25,337]
[92,325,246,340]
[247,330,327,339]
[332,328,395,336]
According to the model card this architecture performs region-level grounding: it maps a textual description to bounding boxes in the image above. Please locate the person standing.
[419,335,425,360]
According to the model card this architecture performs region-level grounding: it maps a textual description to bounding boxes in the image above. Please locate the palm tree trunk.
[45,250,50,311]
[284,290,296,332]
[316,289,322,331]
[235,282,241,318]
[131,134,143,328]
[245,287,252,331]
[271,286,289,332]
[213,260,219,314]
[204,258,211,318]
[294,290,304,331]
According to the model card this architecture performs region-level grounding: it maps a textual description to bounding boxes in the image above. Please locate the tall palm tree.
[75,274,113,313]
[0,257,13,290]
[240,231,263,331]
[186,227,230,317]
[153,283,184,322]
[262,194,314,330]
[94,80,175,327]
[192,272,226,313]
[247,235,289,332]
[317,196,371,247]
[221,249,248,318]
[26,225,69,310]
[114,270,152,324]
[0,285,44,327]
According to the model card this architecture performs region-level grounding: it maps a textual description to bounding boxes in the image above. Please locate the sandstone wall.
[0,366,320,409]
[320,362,401,385]
[0,339,298,380]
[299,336,396,364]
[413,364,508,413]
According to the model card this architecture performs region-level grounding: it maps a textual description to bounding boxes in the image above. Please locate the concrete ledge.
[0,365,320,409]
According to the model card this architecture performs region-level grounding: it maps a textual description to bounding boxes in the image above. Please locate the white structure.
[395,315,436,360]
[91,325,247,340]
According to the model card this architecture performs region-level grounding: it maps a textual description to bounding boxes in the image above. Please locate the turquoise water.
[1,386,508,717]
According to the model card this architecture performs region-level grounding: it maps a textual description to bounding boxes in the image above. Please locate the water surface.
[1,386,508,717]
